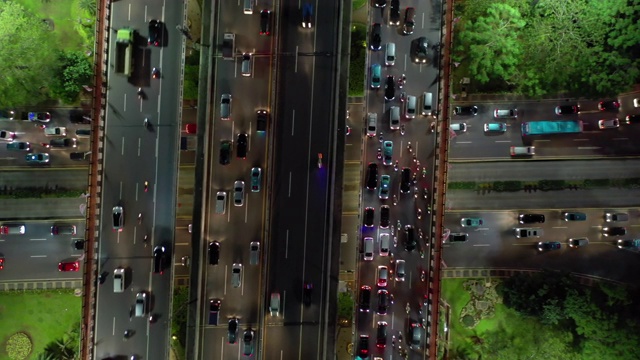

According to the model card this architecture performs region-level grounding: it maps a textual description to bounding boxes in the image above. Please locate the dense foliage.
[498,271,640,359]
[50,51,93,104]
[453,0,640,97]
[349,24,366,97]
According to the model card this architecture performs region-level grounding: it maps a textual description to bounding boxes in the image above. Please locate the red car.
[185,123,197,134]
[58,261,79,272]
[0,257,4,270]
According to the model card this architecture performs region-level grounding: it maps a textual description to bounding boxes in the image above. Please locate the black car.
[405,225,416,251]
[49,138,77,148]
[453,106,478,116]
[208,241,220,265]
[603,227,626,236]
[412,37,428,63]
[243,329,255,356]
[359,285,371,312]
[236,133,248,159]
[400,167,411,193]
[370,23,381,50]
[72,239,85,250]
[366,163,378,190]
[148,19,162,46]
[228,318,238,344]
[153,246,166,274]
[449,233,469,242]
[519,213,545,224]
[219,140,231,165]
[358,335,370,358]
[389,0,400,25]
[260,10,272,35]
[69,110,92,124]
[598,100,620,111]
[537,241,561,251]
[379,205,390,228]
[256,110,268,131]
[555,104,580,115]
[364,207,375,227]
[376,321,388,349]
[303,283,313,306]
[374,0,386,8]
[384,75,395,101]
[377,289,389,315]
[625,114,640,124]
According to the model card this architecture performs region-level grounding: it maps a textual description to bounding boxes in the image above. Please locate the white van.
[215,191,227,214]
[243,0,253,14]
[421,92,433,116]
[406,95,417,118]
[113,268,125,293]
[389,106,400,130]
[363,237,374,261]
[241,53,251,77]
[269,292,281,316]
[385,43,396,66]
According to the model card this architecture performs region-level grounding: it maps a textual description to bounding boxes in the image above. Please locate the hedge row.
[448,178,640,191]
[348,24,366,97]
[0,187,85,199]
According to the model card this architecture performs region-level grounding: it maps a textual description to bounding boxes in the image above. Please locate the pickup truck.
[222,33,235,60]
[44,127,66,136]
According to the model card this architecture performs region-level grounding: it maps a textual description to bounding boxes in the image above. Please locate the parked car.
[454,106,478,116]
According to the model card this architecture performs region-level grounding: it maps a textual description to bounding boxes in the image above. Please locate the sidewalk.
[445,188,640,211]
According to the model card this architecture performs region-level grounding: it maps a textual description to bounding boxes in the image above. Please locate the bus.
[521,120,582,136]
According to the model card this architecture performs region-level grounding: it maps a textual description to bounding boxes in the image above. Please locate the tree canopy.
[453,0,640,97]
[0,1,57,107]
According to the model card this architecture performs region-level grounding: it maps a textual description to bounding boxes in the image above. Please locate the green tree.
[0,1,57,107]
[78,0,97,18]
[50,51,93,104]
[337,291,354,324]
[457,3,525,85]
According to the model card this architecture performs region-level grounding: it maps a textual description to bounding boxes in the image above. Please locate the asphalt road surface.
[442,209,640,284]
[93,0,184,359]
[449,96,640,159]
[356,1,442,358]
[261,0,342,359]
[198,0,273,359]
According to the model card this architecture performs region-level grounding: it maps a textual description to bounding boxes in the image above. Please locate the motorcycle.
[393,195,398,206]
[143,235,148,247]
[417,209,423,219]
[124,330,132,339]
[138,213,143,224]
[421,270,426,282]
[377,148,382,160]
[144,181,149,192]
[137,87,144,100]
[405,302,410,314]
[152,67,160,79]
[400,124,405,135]
[423,188,429,199]
[393,161,399,172]
[406,142,412,153]
[317,153,323,168]
[144,118,150,129]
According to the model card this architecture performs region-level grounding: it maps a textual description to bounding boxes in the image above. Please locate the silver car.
[233,180,245,206]
[366,113,377,137]
[220,94,232,120]
[231,263,242,288]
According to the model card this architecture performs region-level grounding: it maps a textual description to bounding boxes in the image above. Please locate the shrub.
[6,332,32,360]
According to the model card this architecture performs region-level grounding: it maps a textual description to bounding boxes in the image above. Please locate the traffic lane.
[448,159,640,182]
[201,328,250,360]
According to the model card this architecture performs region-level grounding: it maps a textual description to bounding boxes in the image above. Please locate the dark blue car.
[302,3,313,28]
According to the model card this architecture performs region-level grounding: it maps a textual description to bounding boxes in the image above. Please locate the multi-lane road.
[93,0,184,359]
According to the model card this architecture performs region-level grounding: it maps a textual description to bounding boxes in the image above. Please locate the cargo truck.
[115,28,135,76]
[222,33,235,60]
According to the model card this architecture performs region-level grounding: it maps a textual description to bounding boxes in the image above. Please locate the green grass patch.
[0,289,82,358]
[352,0,367,10]
[348,23,367,97]
[16,0,88,51]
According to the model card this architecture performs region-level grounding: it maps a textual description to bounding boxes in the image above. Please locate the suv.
[366,163,378,190]
[400,168,411,193]
[153,246,166,274]
[370,23,381,50]
[483,122,507,133]
[236,133,248,158]
[260,10,272,35]
[208,241,220,265]
[112,206,124,231]
[412,37,428,63]
[359,285,371,312]
[301,3,313,28]
[148,19,162,46]
[563,212,586,221]
[602,227,626,236]
[384,75,395,101]
[364,207,375,227]
[379,205,390,228]
[389,0,400,25]
[514,228,543,238]
[519,214,545,224]
[219,140,231,165]
[404,225,416,251]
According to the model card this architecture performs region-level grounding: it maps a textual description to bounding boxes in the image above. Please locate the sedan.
[148,20,162,46]
[370,23,381,50]
[25,153,50,163]
[384,75,395,101]
[48,138,77,148]
[301,3,313,28]
[378,175,390,199]
[563,212,586,221]
[537,241,561,251]
[228,318,239,344]
[376,321,388,348]
[28,112,51,122]
[382,140,393,165]
[357,335,370,359]
[617,239,640,249]
[219,140,231,165]
[625,114,640,124]
[6,142,30,151]
[153,246,166,274]
[555,105,580,115]
[243,329,255,356]
[453,106,478,116]
[303,283,313,306]
[112,206,124,231]
[377,289,389,315]
[460,218,483,227]
[602,227,626,236]
[250,167,262,192]
[598,100,620,111]
[0,130,16,141]
[256,110,268,131]
[364,207,374,227]
[483,122,507,133]
[366,163,378,190]
[519,213,545,224]
[58,261,79,272]
[233,181,245,206]
[377,266,388,287]
[598,118,619,129]
[260,10,272,35]
[236,133,248,158]
[400,168,411,193]
[379,205,390,228]
[370,63,381,88]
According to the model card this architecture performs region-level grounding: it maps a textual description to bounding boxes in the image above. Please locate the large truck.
[521,120,582,136]
[222,33,235,60]
[115,28,135,76]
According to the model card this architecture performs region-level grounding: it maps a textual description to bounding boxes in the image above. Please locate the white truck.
[222,33,235,60]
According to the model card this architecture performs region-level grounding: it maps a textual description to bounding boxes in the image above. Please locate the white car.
[44,127,67,136]
[0,130,16,142]
[366,113,377,137]
[233,180,245,206]
[634,98,640,108]
[598,118,619,129]
[231,263,242,287]
[379,233,390,257]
